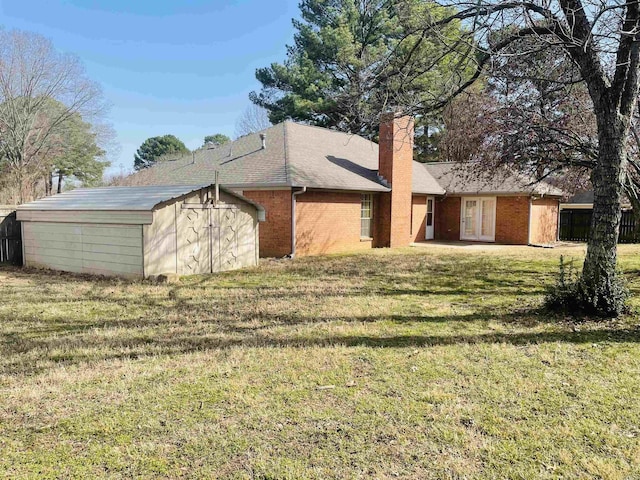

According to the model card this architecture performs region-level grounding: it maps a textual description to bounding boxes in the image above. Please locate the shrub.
[545,256,629,318]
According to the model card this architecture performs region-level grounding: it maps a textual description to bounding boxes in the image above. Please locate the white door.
[177,207,212,275]
[461,198,478,240]
[425,196,435,240]
[460,197,496,242]
[218,207,240,272]
[479,198,496,241]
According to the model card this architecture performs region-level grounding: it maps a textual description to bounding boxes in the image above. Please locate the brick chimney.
[374,113,414,248]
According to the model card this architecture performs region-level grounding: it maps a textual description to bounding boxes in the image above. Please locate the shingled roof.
[424,162,565,197]
[124,122,561,197]
[128,123,290,188]
[564,191,594,204]
[125,122,445,194]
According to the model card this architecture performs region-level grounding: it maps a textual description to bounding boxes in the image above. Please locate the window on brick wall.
[361,194,373,238]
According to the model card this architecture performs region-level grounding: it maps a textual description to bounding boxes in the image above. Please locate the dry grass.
[1,245,640,479]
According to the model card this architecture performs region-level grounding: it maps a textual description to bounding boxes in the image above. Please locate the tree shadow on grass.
[2,309,639,377]
[3,267,549,308]
[0,301,559,339]
[1,255,552,298]
[3,327,639,377]
[2,261,640,377]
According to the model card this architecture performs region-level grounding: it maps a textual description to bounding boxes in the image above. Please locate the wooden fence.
[560,209,640,243]
[0,206,22,265]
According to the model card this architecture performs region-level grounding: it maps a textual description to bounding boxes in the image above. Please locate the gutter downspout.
[290,186,307,258]
[556,198,562,242]
[527,196,533,245]
[20,221,25,267]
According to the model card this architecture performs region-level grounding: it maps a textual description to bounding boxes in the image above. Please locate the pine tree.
[134,135,189,170]
[250,0,468,159]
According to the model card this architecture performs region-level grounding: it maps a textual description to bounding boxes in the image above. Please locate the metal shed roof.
[17,184,264,213]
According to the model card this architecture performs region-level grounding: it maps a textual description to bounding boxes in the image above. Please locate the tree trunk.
[57,172,63,194]
[580,113,628,315]
[16,167,25,205]
[45,173,53,196]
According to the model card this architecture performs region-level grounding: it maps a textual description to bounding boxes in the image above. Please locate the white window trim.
[360,194,374,239]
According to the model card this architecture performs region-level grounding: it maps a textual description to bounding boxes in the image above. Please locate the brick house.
[424,162,562,245]
[127,114,563,257]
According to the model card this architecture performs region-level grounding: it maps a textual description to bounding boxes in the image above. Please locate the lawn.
[1,245,639,479]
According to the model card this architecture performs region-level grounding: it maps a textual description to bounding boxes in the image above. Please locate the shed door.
[218,207,239,271]
[178,207,212,275]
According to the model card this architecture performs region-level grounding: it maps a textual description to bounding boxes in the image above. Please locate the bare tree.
[385,1,640,316]
[234,104,272,138]
[438,84,499,163]
[0,29,107,204]
[438,44,596,194]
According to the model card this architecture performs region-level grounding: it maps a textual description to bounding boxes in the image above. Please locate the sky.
[0,0,299,175]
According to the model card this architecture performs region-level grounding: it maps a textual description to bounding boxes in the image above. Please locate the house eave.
[445,191,563,197]
[412,189,446,196]
[291,183,390,193]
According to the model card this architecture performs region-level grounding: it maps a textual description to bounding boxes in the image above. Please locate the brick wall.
[435,196,461,241]
[295,190,373,256]
[411,195,427,242]
[435,195,533,244]
[375,114,414,248]
[242,190,292,257]
[374,193,391,248]
[529,198,559,245]
[241,189,552,254]
[495,196,530,244]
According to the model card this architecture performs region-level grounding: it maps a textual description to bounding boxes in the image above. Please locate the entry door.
[460,197,496,242]
[425,196,435,240]
[461,198,478,240]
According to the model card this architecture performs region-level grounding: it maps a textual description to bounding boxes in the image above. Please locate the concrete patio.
[411,240,586,251]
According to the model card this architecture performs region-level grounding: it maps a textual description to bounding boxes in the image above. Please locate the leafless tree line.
[0,30,110,204]
[234,104,272,138]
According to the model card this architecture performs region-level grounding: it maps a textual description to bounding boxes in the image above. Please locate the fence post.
[0,206,22,266]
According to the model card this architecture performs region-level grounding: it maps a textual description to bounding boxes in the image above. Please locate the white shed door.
[177,207,212,275]
[218,207,239,271]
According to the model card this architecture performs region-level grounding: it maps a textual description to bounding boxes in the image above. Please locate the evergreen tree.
[203,134,231,147]
[250,0,468,159]
[51,112,109,193]
[134,135,189,170]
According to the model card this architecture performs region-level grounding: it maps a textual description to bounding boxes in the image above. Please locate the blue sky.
[0,0,299,175]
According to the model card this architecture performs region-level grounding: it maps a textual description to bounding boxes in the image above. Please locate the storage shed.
[16,184,265,278]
